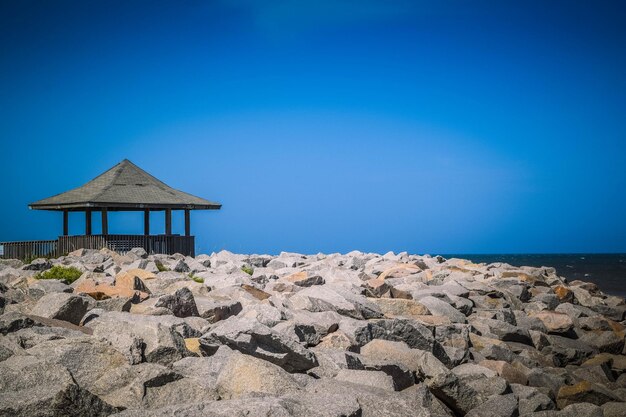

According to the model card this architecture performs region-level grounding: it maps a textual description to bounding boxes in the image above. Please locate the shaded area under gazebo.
[0,159,221,259]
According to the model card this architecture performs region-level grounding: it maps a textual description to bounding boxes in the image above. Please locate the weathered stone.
[15,336,127,389]
[530,311,574,334]
[556,380,621,408]
[335,369,395,391]
[285,271,325,287]
[510,383,556,415]
[602,402,626,417]
[368,297,431,319]
[352,318,438,353]
[88,311,191,365]
[466,393,519,417]
[115,270,151,292]
[480,359,529,385]
[75,278,149,302]
[29,292,90,325]
[22,258,51,271]
[0,311,38,335]
[418,296,467,323]
[201,316,318,372]
[216,351,301,398]
[154,287,199,318]
[0,361,119,416]
[194,297,242,323]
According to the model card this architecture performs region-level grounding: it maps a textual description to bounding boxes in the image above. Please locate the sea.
[443,254,626,298]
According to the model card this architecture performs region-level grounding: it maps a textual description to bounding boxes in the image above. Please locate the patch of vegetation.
[241,265,254,276]
[155,261,170,272]
[189,274,204,284]
[35,265,82,284]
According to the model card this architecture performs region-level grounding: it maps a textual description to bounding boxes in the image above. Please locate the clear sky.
[1,1,625,255]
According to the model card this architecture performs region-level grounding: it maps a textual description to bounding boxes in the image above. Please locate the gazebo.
[0,159,220,259]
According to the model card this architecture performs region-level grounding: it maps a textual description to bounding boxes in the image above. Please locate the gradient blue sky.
[1,1,625,255]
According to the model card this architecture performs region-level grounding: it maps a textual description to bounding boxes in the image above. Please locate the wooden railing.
[0,234,195,260]
[0,240,58,260]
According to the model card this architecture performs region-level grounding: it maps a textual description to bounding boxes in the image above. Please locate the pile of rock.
[1,248,625,416]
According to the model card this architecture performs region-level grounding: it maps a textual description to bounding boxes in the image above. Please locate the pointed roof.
[29,159,221,211]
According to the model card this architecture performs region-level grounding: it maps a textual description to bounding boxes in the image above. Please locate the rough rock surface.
[0,248,624,416]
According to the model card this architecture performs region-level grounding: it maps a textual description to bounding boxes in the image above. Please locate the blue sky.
[1,1,625,255]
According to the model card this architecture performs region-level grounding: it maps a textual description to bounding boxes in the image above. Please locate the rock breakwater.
[1,248,625,416]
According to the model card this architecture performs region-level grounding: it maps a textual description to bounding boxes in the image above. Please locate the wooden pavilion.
[0,159,221,259]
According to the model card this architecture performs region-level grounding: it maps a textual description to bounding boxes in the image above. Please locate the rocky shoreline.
[1,249,625,416]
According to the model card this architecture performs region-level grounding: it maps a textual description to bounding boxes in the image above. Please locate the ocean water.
[443,253,626,298]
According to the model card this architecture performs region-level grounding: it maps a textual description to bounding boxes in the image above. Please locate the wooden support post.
[184,209,190,236]
[165,209,172,235]
[63,210,68,236]
[85,210,92,236]
[144,209,150,235]
[101,209,108,235]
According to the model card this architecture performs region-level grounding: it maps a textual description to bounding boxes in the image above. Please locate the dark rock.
[200,316,318,372]
[155,287,199,318]
[0,312,37,335]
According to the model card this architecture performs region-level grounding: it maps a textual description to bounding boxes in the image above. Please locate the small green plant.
[189,274,204,284]
[187,272,204,283]
[241,265,254,276]
[155,261,170,272]
[35,265,82,284]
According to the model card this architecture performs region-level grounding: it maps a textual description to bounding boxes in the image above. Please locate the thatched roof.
[29,159,221,211]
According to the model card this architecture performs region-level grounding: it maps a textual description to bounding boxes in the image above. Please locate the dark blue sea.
[443,254,626,298]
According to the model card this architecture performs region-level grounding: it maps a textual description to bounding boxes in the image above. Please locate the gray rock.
[155,287,199,318]
[466,393,519,417]
[29,292,90,325]
[216,351,301,398]
[303,378,435,417]
[28,279,72,299]
[88,311,191,365]
[22,258,52,271]
[0,312,37,335]
[353,318,438,352]
[558,402,604,417]
[510,383,556,415]
[335,369,396,391]
[418,296,467,323]
[201,316,318,372]
[0,361,119,416]
[194,297,243,323]
[425,371,484,416]
[14,336,128,389]
[602,401,626,417]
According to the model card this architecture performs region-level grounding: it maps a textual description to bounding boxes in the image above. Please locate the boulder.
[0,312,38,335]
[556,380,622,408]
[530,311,574,334]
[284,271,325,287]
[368,297,431,319]
[195,297,242,323]
[154,287,199,318]
[0,360,118,416]
[465,393,519,417]
[216,351,301,398]
[87,311,191,365]
[29,292,90,325]
[335,369,395,391]
[201,316,318,372]
[417,296,467,323]
[115,270,151,292]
